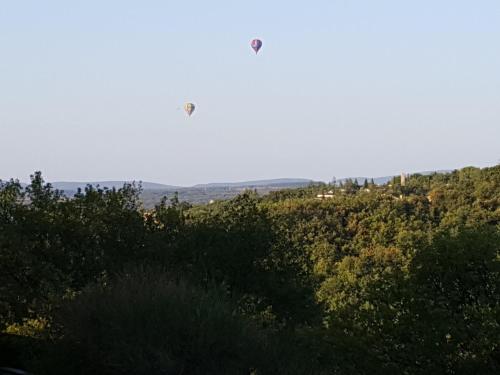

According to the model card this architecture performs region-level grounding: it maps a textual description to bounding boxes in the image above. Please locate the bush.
[34,269,278,375]
[0,333,41,370]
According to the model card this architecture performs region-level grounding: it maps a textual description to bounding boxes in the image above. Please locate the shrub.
[34,269,274,375]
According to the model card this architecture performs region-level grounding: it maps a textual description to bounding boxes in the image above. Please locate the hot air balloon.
[184,103,195,117]
[251,38,262,54]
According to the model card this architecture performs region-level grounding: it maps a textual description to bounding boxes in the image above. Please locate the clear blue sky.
[1,0,499,185]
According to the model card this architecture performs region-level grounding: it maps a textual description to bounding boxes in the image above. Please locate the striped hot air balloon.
[251,38,262,54]
[184,103,195,117]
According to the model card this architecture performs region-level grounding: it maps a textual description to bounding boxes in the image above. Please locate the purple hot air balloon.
[251,38,262,54]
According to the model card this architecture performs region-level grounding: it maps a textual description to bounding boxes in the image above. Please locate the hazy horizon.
[2,1,499,185]
[4,163,497,187]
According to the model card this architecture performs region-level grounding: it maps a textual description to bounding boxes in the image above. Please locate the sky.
[1,0,499,186]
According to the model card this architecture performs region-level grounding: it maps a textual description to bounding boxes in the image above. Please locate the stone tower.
[400,172,407,186]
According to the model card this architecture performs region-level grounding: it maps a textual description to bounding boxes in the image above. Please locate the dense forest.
[1,165,499,374]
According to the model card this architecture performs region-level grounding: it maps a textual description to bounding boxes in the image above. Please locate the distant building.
[400,173,407,186]
[316,191,335,199]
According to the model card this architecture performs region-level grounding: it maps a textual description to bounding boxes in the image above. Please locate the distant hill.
[43,179,314,191]
[142,179,318,208]
[51,181,180,191]
[7,170,454,208]
[194,178,314,188]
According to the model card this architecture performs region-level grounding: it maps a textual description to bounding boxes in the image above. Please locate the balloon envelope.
[184,103,195,116]
[251,39,262,54]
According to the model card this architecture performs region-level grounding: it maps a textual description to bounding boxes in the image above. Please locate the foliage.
[1,165,499,373]
[34,269,324,375]
[0,172,146,325]
[319,228,500,374]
